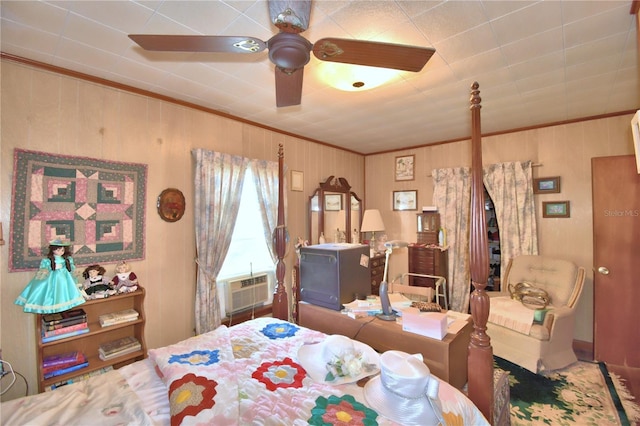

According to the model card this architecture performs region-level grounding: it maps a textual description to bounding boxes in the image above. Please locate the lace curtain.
[251,158,283,263]
[193,149,248,334]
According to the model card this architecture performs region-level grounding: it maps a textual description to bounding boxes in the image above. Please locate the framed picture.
[543,201,570,218]
[290,170,304,192]
[324,194,342,211]
[393,190,417,211]
[395,155,415,181]
[533,176,561,194]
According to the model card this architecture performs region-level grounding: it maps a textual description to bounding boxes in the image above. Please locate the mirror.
[308,176,362,244]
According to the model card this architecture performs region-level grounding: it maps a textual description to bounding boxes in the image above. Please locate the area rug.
[10,149,147,271]
[495,356,640,426]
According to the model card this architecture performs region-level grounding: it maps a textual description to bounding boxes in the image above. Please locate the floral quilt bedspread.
[149,317,488,426]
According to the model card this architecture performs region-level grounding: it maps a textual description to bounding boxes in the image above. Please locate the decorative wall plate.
[157,188,185,222]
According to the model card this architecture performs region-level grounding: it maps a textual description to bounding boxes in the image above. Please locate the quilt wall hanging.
[10,149,147,272]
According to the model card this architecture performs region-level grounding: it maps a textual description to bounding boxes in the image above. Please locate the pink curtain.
[193,149,248,334]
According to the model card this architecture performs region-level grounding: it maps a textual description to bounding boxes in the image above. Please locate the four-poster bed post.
[467,82,494,421]
[273,144,289,321]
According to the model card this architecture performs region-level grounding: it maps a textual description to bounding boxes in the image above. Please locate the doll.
[14,238,85,314]
[82,264,115,299]
[110,261,139,293]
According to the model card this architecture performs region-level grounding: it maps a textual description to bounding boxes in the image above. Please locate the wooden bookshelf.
[35,288,147,392]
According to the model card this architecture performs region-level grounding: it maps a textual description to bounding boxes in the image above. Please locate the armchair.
[487,255,585,373]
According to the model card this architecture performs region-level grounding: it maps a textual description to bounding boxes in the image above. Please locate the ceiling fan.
[129,0,435,108]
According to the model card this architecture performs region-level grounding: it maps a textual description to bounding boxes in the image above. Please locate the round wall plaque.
[157,188,186,222]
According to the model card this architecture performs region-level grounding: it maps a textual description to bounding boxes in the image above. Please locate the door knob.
[597,266,609,275]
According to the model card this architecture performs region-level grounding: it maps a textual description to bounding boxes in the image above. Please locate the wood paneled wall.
[0,59,364,400]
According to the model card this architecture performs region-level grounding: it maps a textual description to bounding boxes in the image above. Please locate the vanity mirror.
[309,176,362,245]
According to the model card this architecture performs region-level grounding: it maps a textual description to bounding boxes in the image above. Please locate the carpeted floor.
[495,357,640,426]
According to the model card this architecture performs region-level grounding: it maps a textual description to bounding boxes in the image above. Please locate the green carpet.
[495,357,640,426]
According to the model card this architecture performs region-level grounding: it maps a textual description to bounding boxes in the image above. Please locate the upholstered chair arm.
[543,305,575,337]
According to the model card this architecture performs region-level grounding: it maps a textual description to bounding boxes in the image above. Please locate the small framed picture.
[543,201,570,218]
[533,176,561,194]
[290,170,304,192]
[395,155,415,181]
[393,190,417,211]
[324,194,342,211]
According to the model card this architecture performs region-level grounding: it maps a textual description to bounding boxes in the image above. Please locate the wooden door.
[592,155,640,366]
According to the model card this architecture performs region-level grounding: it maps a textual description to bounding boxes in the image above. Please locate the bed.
[1,83,494,425]
[2,317,488,425]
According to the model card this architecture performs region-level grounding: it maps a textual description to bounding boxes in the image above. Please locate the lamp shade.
[361,209,385,233]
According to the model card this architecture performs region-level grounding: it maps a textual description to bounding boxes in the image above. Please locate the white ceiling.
[1,0,638,154]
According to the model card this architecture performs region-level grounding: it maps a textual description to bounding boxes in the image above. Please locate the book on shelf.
[42,351,86,371]
[41,327,90,343]
[42,315,87,331]
[99,308,139,327]
[42,350,84,368]
[99,336,141,357]
[98,344,141,361]
[42,321,88,338]
[42,308,87,326]
[43,361,89,379]
[43,354,87,375]
[44,366,113,392]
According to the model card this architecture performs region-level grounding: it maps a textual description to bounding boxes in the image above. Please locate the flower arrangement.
[324,349,377,382]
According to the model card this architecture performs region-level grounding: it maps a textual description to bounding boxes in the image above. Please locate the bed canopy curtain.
[193,149,249,334]
[432,167,472,313]
[483,161,538,277]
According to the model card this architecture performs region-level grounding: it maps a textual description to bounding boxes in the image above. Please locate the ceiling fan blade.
[128,34,266,53]
[268,0,312,33]
[312,38,435,72]
[275,67,304,107]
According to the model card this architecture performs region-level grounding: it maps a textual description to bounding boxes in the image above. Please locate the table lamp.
[378,240,408,321]
[360,209,385,253]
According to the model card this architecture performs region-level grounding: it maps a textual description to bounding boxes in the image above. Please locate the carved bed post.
[467,82,494,422]
[273,144,289,321]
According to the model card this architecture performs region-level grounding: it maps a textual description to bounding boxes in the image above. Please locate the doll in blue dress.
[14,238,86,313]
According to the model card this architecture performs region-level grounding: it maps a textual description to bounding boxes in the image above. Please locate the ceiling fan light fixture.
[317,62,399,92]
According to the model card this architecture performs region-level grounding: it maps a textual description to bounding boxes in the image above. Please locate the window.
[217,168,275,314]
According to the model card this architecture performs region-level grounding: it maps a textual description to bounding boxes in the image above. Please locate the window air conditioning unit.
[225,273,270,314]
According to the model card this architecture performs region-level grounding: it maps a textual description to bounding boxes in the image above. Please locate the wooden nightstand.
[369,253,386,295]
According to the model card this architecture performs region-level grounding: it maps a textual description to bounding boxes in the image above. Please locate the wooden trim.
[573,339,594,361]
[367,110,638,156]
[220,304,273,327]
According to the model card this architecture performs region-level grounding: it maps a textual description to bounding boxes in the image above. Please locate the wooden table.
[298,301,471,389]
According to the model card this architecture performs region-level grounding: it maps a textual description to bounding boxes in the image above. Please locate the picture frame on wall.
[324,194,342,211]
[393,190,417,211]
[290,170,304,192]
[395,155,415,181]
[542,201,570,218]
[533,176,561,194]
